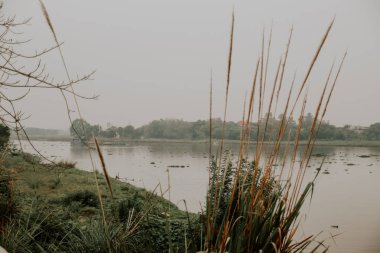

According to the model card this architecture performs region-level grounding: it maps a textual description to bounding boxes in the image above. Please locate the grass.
[0,152,200,252]
[4,152,178,213]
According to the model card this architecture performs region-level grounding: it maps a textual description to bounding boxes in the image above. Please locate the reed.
[36,2,132,252]
[204,16,346,253]
[94,138,114,198]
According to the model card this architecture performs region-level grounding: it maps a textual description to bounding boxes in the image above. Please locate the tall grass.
[204,15,346,253]
[36,1,141,252]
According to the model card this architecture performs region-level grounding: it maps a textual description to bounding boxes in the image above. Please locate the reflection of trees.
[69,145,91,158]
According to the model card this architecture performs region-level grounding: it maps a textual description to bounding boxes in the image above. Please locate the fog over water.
[4,0,380,129]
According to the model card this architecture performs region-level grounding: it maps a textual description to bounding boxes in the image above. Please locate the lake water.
[16,140,380,253]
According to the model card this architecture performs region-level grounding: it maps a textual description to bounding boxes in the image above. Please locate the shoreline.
[11,137,380,147]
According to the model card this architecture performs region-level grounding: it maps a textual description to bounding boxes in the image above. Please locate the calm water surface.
[16,140,380,253]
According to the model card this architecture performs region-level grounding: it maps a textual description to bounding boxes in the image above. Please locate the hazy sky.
[4,0,380,129]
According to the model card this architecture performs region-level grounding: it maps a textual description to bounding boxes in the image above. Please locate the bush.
[118,199,135,223]
[28,207,74,249]
[206,156,290,252]
[56,160,77,169]
[63,190,99,208]
[132,214,199,253]
[0,169,17,225]
[0,204,76,253]
[0,125,10,151]
[67,220,134,253]
[118,192,143,222]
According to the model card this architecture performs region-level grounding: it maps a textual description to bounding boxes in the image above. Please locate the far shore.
[11,136,380,147]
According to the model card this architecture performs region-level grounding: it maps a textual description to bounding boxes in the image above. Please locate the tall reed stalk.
[204,15,346,253]
[36,1,133,252]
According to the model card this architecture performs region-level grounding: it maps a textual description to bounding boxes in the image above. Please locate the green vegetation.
[0,125,10,151]
[0,151,200,252]
[70,119,102,141]
[197,15,346,253]
[205,156,319,252]
[365,123,380,140]
[70,116,380,142]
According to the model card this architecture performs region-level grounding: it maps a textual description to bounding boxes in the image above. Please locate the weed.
[63,190,99,208]
[26,178,43,190]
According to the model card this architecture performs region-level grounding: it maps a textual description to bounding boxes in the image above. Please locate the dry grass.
[204,15,346,253]
[94,137,114,198]
[55,160,77,169]
[37,1,128,251]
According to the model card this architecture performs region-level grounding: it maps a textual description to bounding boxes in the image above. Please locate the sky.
[3,0,380,129]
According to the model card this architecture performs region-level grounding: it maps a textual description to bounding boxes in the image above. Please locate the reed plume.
[204,16,346,253]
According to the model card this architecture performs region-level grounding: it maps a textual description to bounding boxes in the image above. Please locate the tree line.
[70,115,380,141]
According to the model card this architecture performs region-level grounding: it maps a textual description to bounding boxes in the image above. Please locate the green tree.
[70,119,98,140]
[365,123,380,140]
[122,125,136,138]
[101,126,118,138]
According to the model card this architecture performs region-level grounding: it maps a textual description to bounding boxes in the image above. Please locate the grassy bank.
[0,151,200,252]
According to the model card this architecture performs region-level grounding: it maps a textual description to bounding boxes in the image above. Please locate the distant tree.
[318,123,336,140]
[122,125,136,138]
[133,127,144,139]
[191,120,208,139]
[365,123,380,140]
[69,116,376,142]
[225,121,241,140]
[101,126,118,138]
[70,119,99,140]
[144,120,164,138]
[300,113,314,140]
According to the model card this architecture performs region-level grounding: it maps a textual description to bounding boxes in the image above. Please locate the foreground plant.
[203,14,346,253]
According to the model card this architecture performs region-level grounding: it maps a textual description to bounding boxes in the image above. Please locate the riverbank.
[0,151,200,252]
[12,136,380,147]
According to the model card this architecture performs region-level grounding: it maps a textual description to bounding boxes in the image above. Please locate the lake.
[15,140,380,253]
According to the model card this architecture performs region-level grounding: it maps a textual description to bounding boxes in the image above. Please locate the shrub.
[27,207,74,249]
[56,160,77,169]
[132,214,198,253]
[26,178,43,190]
[0,125,10,151]
[0,169,17,225]
[67,220,134,253]
[118,192,143,222]
[63,190,99,208]
[0,205,75,253]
